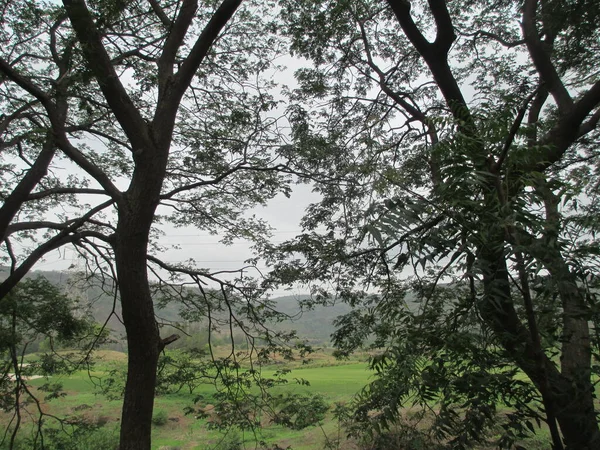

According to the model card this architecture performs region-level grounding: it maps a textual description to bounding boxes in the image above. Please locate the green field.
[1,349,559,450]
[1,351,374,450]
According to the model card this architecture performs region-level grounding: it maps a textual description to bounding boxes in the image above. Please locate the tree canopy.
[0,0,295,448]
[1,0,600,449]
[266,0,600,448]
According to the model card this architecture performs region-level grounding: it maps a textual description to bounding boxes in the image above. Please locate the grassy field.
[1,349,559,450]
[1,350,374,450]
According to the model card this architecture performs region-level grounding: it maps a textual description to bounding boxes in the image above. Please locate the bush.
[214,430,243,450]
[152,409,169,427]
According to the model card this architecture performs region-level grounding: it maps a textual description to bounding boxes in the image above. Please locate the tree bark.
[112,141,169,449]
[114,193,163,450]
[478,236,600,449]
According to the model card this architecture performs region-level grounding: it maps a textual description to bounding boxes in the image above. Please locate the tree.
[0,277,96,449]
[271,0,600,448]
[0,0,292,448]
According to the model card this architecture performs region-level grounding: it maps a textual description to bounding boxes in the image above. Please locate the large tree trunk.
[114,210,162,450]
[113,155,167,450]
[478,239,600,449]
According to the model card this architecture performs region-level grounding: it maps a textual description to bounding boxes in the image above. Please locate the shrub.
[152,409,169,427]
[214,430,243,450]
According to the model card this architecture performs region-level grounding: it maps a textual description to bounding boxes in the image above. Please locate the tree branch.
[0,135,57,242]
[522,0,572,111]
[385,0,472,131]
[526,85,549,146]
[148,0,172,28]
[461,30,525,48]
[6,221,71,234]
[0,200,114,300]
[26,187,108,201]
[0,102,38,136]
[428,0,455,53]
[0,58,52,108]
[532,79,600,171]
[578,107,600,137]
[54,136,122,199]
[62,0,152,151]
[160,162,286,199]
[157,0,198,97]
[386,0,431,54]
[158,0,242,130]
[494,89,539,172]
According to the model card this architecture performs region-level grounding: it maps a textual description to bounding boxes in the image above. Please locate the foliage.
[0,277,92,350]
[0,0,294,447]
[271,393,329,430]
[0,420,119,450]
[156,348,212,395]
[213,430,243,450]
[152,409,169,427]
[267,0,600,448]
[0,277,102,449]
[1,0,599,448]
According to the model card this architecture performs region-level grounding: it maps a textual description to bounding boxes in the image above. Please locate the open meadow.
[1,350,374,450]
[1,348,563,450]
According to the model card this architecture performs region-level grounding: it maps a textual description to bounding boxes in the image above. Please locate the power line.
[161,229,326,238]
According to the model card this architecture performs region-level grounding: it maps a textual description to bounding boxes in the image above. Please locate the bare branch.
[148,0,172,29]
[62,0,152,151]
[522,0,572,111]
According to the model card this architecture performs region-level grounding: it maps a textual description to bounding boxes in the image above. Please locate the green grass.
[2,349,581,450]
[269,363,372,400]
[2,350,371,449]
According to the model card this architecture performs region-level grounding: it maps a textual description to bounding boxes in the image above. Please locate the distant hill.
[269,295,353,344]
[0,267,352,346]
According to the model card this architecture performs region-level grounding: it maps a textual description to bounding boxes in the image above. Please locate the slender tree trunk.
[113,152,168,449]
[114,210,162,450]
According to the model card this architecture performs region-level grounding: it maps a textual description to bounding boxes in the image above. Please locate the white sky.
[31,183,321,296]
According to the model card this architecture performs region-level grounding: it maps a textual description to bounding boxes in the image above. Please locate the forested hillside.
[0,267,353,346]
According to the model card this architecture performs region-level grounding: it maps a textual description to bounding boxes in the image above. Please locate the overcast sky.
[31,181,320,296]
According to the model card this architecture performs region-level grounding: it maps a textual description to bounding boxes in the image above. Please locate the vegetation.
[266,0,600,449]
[1,0,600,449]
[0,349,374,450]
[0,1,293,448]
